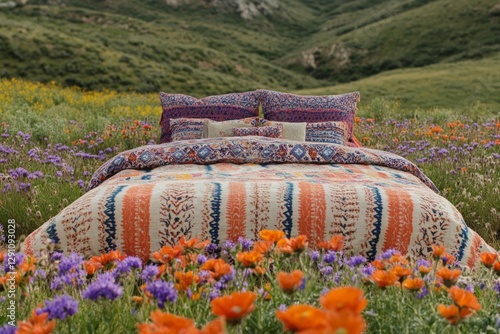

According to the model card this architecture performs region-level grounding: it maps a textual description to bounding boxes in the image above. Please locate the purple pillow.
[232,125,283,138]
[305,121,348,145]
[159,91,261,143]
[258,90,360,144]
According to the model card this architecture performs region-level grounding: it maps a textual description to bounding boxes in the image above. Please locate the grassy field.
[1,0,500,96]
[1,79,500,332]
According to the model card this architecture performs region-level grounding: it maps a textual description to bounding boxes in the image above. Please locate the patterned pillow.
[232,125,283,138]
[305,121,348,145]
[170,118,209,142]
[204,118,262,138]
[159,91,261,143]
[260,120,307,141]
[258,90,360,144]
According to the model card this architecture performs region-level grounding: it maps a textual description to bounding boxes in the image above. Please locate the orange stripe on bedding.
[382,188,413,253]
[467,234,482,268]
[298,182,326,245]
[121,184,154,260]
[227,182,247,241]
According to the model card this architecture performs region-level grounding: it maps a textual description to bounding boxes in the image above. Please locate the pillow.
[204,118,261,138]
[158,91,261,143]
[305,121,348,145]
[260,120,307,141]
[232,125,283,138]
[170,118,208,142]
[258,90,360,144]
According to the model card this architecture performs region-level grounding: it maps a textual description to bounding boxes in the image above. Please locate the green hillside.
[1,0,499,108]
[296,52,500,113]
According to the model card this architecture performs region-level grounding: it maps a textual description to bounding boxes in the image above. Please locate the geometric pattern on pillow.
[258,89,360,144]
[305,121,349,145]
[159,91,261,143]
[170,118,209,142]
[232,125,284,138]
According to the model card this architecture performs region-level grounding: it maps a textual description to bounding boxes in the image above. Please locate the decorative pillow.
[305,121,348,145]
[204,118,261,138]
[260,120,307,141]
[258,90,360,144]
[232,125,283,138]
[170,118,209,142]
[158,91,261,143]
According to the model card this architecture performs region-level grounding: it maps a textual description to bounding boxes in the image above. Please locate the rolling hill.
[0,0,499,109]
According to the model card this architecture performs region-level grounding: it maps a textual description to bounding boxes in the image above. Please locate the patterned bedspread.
[23,137,495,267]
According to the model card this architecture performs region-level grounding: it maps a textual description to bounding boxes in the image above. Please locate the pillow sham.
[204,118,261,138]
[232,125,283,138]
[159,91,261,143]
[305,121,348,145]
[258,89,360,145]
[170,118,208,142]
[260,120,307,141]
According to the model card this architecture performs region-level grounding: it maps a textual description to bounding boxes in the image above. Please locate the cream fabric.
[265,121,307,141]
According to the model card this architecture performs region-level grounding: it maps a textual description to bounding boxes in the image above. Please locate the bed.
[22,90,496,267]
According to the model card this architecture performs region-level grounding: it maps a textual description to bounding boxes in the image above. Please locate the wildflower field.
[0,78,500,333]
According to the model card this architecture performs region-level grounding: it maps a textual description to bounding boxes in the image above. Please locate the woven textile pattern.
[232,125,283,138]
[305,121,349,145]
[258,90,360,145]
[170,118,208,142]
[22,137,495,267]
[159,91,261,143]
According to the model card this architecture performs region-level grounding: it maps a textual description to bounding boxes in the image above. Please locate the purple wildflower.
[309,250,320,262]
[82,273,123,301]
[238,237,253,251]
[59,253,84,274]
[416,286,429,299]
[361,264,376,278]
[320,266,334,276]
[380,249,399,260]
[197,254,208,265]
[346,255,366,268]
[279,304,287,312]
[4,253,24,273]
[322,251,337,264]
[37,294,79,320]
[52,252,64,261]
[141,265,159,283]
[76,180,85,188]
[113,256,142,279]
[146,281,177,308]
[0,324,16,334]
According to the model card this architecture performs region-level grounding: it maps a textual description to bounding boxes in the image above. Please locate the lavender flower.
[416,286,429,299]
[146,281,177,308]
[0,324,16,334]
[82,273,123,301]
[309,250,320,262]
[237,237,253,251]
[37,294,79,320]
[3,253,24,273]
[59,253,84,274]
[346,255,366,268]
[322,251,337,264]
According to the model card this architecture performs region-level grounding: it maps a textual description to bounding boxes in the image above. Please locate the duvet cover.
[23,136,495,267]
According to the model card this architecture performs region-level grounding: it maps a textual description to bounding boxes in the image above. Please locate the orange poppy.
[253,266,266,275]
[83,261,103,276]
[276,304,326,332]
[179,235,210,251]
[201,259,232,281]
[371,259,385,270]
[437,304,460,325]
[436,268,461,287]
[493,261,500,275]
[259,229,286,243]
[137,310,199,334]
[175,271,199,291]
[16,311,56,334]
[276,235,308,254]
[277,270,304,294]
[253,240,274,255]
[441,252,456,265]
[371,270,398,289]
[418,265,432,275]
[89,250,126,267]
[236,251,263,268]
[320,286,367,314]
[402,277,425,291]
[392,266,412,281]
[152,245,184,264]
[211,292,256,324]
[479,251,498,268]
[325,309,366,334]
[200,317,225,334]
[318,235,344,252]
[431,245,445,259]
[448,286,481,312]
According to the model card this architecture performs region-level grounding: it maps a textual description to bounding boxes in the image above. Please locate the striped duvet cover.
[23,137,495,267]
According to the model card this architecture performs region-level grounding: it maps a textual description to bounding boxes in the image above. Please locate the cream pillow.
[204,118,256,138]
[264,121,307,141]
